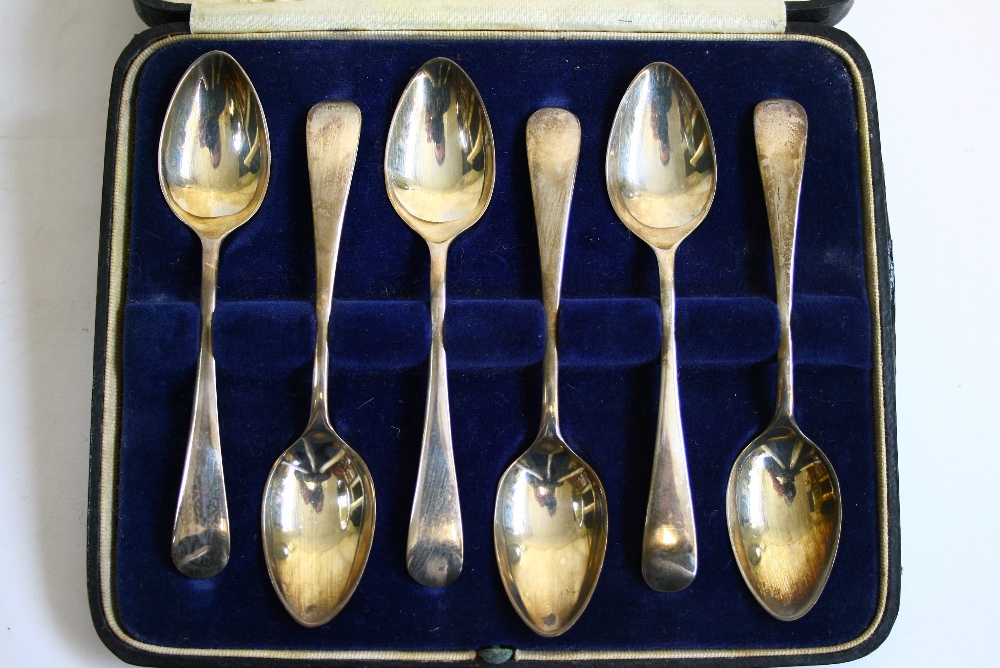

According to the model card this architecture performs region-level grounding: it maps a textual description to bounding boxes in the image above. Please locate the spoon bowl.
[728,418,840,620]
[160,51,269,236]
[606,63,715,249]
[262,427,375,627]
[159,51,269,577]
[495,432,607,637]
[261,101,374,626]
[386,57,495,243]
[385,57,494,587]
[727,98,841,620]
[606,63,715,592]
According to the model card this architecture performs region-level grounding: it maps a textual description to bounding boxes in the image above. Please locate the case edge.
[87,22,196,668]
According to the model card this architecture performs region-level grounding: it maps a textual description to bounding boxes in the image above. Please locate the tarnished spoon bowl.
[727,418,840,620]
[262,426,375,627]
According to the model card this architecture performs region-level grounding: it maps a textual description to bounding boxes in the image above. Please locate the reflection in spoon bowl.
[622,177,715,230]
[263,430,374,627]
[496,437,606,636]
[608,64,715,233]
[160,52,268,222]
[386,57,491,225]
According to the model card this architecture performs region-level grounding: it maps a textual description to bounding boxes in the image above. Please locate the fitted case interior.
[92,27,892,664]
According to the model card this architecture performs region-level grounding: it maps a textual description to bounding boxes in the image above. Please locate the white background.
[0,1,996,665]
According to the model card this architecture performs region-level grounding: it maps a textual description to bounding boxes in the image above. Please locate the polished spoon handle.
[754,99,808,420]
[305,101,362,427]
[172,235,230,577]
[408,238,464,587]
[641,243,698,591]
[527,108,580,436]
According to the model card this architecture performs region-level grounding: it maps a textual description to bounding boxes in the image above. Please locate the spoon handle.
[305,101,362,427]
[641,245,697,592]
[754,99,808,420]
[526,108,580,435]
[408,239,463,587]
[172,235,230,578]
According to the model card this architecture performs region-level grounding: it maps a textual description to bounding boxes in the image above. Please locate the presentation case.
[89,1,898,665]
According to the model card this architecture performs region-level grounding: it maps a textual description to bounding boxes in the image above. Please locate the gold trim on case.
[98,29,889,663]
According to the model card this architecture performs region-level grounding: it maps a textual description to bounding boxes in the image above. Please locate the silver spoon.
[494,108,608,637]
[385,57,495,587]
[158,51,270,578]
[260,101,374,627]
[727,99,841,621]
[606,63,716,592]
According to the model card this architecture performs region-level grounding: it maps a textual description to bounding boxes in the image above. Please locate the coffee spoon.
[606,63,716,592]
[158,51,270,578]
[727,99,841,621]
[261,101,375,627]
[495,108,607,637]
[385,57,495,587]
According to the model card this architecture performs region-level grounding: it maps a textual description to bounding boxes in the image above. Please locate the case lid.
[133,0,854,30]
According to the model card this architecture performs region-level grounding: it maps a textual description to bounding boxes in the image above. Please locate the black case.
[90,2,897,665]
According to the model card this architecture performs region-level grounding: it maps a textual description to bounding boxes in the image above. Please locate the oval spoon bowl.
[385,57,495,244]
[262,429,375,627]
[160,51,270,236]
[495,436,607,637]
[606,62,715,249]
[727,419,841,621]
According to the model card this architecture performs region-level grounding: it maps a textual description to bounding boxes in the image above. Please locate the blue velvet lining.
[116,37,878,652]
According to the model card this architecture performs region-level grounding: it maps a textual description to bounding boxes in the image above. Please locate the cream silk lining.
[189,0,787,34]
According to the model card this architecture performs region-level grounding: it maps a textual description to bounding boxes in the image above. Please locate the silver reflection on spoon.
[727,99,841,621]
[385,57,495,588]
[494,108,608,637]
[261,101,375,627]
[606,62,716,592]
[158,51,270,578]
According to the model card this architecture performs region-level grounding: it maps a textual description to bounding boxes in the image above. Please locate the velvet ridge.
[116,37,879,652]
